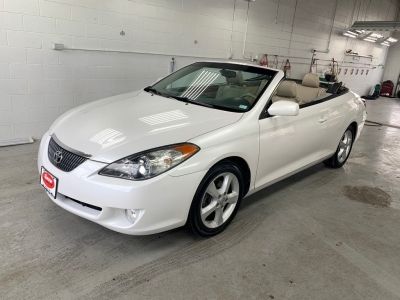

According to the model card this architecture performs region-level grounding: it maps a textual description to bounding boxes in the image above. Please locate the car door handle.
[318,117,328,123]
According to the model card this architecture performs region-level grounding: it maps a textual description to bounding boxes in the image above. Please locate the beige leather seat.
[216,71,245,100]
[296,73,326,105]
[271,80,298,103]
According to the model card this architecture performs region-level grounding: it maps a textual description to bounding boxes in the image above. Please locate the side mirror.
[268,100,299,116]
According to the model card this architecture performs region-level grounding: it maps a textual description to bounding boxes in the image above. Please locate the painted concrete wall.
[0,0,399,143]
[382,31,400,96]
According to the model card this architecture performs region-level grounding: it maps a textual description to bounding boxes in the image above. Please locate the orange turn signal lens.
[173,143,200,159]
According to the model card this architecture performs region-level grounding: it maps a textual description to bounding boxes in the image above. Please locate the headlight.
[98,143,200,180]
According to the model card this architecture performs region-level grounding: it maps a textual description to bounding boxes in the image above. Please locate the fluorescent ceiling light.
[346,30,358,36]
[351,21,400,32]
[381,42,390,46]
[370,33,383,38]
[363,38,376,42]
[343,32,357,38]
[386,37,398,43]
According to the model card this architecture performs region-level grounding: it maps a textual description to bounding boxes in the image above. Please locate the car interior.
[165,68,348,112]
[271,72,348,107]
[165,68,272,111]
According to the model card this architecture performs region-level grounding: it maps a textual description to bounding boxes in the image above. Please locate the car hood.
[49,91,242,163]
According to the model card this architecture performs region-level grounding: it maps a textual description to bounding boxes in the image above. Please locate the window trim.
[150,62,278,113]
[259,79,350,120]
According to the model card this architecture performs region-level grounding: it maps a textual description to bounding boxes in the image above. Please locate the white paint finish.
[11,94,45,109]
[382,32,400,91]
[0,94,11,110]
[39,0,71,19]
[23,15,56,34]
[0,29,5,46]
[71,6,99,24]
[268,100,299,116]
[0,79,27,94]
[0,0,398,143]
[0,124,13,140]
[3,0,39,15]
[0,46,26,64]
[37,62,366,234]
[0,63,9,78]
[56,19,86,37]
[6,30,43,49]
[10,63,43,79]
[0,12,24,30]
[49,91,242,162]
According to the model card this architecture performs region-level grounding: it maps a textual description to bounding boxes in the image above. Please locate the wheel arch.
[349,121,358,138]
[213,156,251,196]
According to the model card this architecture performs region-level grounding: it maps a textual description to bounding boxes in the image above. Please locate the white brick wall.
[383,32,400,90]
[0,0,399,143]
[4,0,39,15]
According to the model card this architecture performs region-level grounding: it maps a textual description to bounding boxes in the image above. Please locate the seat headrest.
[302,73,320,88]
[227,71,243,85]
[276,80,297,98]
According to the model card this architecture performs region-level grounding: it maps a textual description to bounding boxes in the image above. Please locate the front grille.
[48,138,87,172]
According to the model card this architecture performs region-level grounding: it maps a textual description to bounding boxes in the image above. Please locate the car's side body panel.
[185,76,366,197]
[255,91,365,191]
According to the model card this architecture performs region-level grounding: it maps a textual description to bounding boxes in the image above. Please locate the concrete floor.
[1,97,400,299]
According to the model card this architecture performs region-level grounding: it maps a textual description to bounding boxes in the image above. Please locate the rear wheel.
[188,162,244,237]
[324,126,354,168]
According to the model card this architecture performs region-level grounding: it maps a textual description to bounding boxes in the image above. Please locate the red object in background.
[380,80,394,97]
[259,54,268,66]
[283,59,291,78]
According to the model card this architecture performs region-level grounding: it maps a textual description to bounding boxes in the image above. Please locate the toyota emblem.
[53,150,63,164]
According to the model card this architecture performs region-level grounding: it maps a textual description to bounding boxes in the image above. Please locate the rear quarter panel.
[333,91,366,148]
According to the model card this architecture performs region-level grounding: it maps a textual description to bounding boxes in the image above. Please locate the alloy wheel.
[337,129,353,164]
[200,172,240,229]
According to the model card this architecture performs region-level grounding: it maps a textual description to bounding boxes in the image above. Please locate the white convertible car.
[38,61,366,236]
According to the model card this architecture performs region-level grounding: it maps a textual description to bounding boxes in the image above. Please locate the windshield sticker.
[239,105,248,110]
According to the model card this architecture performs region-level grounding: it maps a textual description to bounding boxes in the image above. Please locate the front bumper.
[38,134,206,235]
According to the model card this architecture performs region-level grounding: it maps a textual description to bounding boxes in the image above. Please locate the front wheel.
[324,126,354,168]
[188,162,244,237]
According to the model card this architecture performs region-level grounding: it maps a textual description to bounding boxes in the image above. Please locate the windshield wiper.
[170,95,214,108]
[144,86,163,96]
[145,87,214,109]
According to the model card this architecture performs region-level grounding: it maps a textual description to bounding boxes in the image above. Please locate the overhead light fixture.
[363,38,376,43]
[351,21,400,32]
[381,41,390,46]
[343,32,357,38]
[369,33,384,39]
[346,30,359,36]
[386,37,398,43]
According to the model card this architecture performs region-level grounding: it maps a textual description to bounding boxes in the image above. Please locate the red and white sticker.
[40,167,58,198]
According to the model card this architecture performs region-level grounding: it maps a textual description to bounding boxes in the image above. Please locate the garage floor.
[1,97,400,299]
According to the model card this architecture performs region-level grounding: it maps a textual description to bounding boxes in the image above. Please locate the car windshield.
[146,62,277,112]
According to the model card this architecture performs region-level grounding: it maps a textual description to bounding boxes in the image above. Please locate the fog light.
[125,209,140,223]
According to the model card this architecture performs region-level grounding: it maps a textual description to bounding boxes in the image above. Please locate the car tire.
[188,161,245,237]
[324,126,355,168]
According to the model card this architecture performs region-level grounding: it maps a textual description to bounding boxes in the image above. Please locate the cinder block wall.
[0,0,399,142]
[383,32,400,93]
